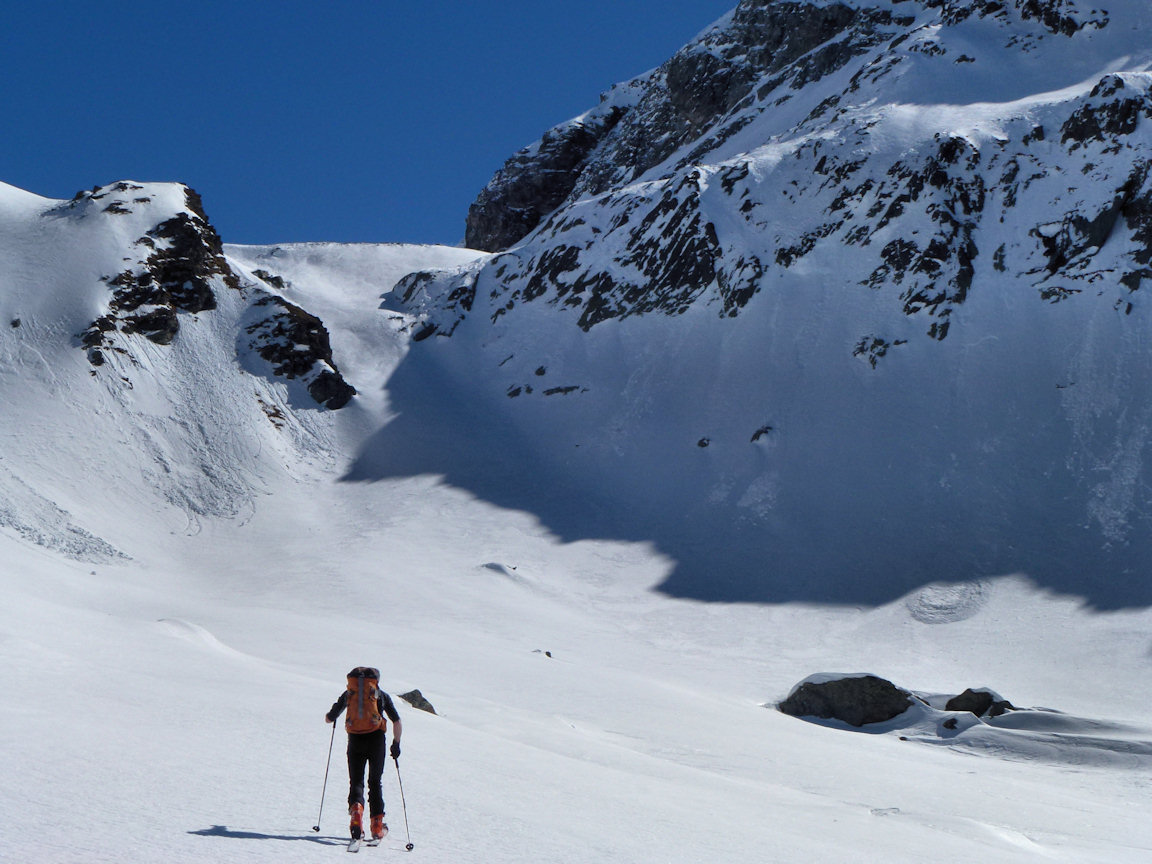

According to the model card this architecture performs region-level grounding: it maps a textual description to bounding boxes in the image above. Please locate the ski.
[365,838,382,847]
[348,837,361,852]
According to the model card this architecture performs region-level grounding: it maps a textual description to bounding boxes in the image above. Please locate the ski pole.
[313,721,337,832]
[394,759,414,851]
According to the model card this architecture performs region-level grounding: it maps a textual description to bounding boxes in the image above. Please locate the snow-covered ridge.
[463,0,1146,255]
[0,180,484,548]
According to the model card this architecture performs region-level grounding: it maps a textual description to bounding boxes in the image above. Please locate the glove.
[390,740,401,760]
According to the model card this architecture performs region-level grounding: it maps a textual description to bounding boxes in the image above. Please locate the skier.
[325,666,403,844]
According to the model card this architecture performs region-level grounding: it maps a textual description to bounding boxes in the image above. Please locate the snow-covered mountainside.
[396,0,1152,607]
[4,2,1152,862]
[0,179,481,541]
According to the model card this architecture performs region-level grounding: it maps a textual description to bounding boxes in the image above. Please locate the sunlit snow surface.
[6,0,1152,857]
[0,175,1150,863]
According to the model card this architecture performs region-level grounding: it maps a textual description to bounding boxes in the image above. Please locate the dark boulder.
[778,675,914,727]
[398,689,437,715]
[946,688,1016,718]
[308,370,356,410]
[122,308,180,345]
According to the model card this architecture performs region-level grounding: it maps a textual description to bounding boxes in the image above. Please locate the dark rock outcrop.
[243,296,356,410]
[570,1,907,202]
[778,675,914,727]
[946,688,1016,718]
[72,184,356,411]
[1061,74,1151,148]
[80,184,239,362]
[464,1,908,253]
[914,0,1108,35]
[398,689,437,715]
[421,0,1139,364]
[465,106,628,252]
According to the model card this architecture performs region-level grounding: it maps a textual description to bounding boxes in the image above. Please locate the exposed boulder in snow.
[780,676,1026,731]
[946,687,1016,718]
[398,689,437,715]
[778,674,914,727]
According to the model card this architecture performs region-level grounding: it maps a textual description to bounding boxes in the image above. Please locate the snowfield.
[0,177,1150,863]
[5,0,1152,859]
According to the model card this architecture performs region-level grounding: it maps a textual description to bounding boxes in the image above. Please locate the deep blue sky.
[2,1,735,246]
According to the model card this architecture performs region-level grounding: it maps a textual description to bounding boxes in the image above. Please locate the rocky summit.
[414,0,1145,344]
[50,181,356,409]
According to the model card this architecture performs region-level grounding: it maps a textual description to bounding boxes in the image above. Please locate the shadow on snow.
[341,343,1152,611]
[188,825,343,845]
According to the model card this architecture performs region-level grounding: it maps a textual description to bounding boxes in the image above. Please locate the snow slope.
[398,0,1152,609]
[1,173,1151,863]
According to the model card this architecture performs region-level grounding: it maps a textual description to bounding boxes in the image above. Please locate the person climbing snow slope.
[325,666,403,843]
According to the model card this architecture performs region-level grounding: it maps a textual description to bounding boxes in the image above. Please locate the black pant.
[347,730,387,817]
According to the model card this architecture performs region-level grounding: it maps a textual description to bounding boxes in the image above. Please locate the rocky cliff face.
[388,0,1152,605]
[69,182,355,409]
[76,184,236,360]
[411,0,1149,350]
[465,100,631,252]
[466,1,908,253]
[465,0,1113,258]
[242,289,356,410]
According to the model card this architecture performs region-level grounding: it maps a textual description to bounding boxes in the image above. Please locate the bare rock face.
[80,184,239,363]
[70,182,356,410]
[243,293,356,410]
[778,675,914,727]
[443,0,1132,349]
[464,1,900,254]
[66,180,354,410]
[465,106,628,252]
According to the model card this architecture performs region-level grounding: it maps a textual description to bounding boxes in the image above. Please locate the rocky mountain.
[415,0,1146,343]
[7,8,1152,861]
[390,0,1152,606]
[40,181,356,409]
[4,0,1152,609]
[0,180,479,538]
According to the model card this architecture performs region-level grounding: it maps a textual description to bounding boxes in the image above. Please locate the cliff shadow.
[342,343,1152,610]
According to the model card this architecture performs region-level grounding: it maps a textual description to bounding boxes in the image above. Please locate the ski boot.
[371,814,388,841]
[349,802,364,840]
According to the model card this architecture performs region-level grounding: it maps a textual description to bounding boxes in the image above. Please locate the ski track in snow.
[906,580,991,624]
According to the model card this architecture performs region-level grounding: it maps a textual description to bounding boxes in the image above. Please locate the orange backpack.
[345,667,388,734]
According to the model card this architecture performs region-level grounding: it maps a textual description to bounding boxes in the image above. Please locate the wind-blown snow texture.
[399,0,1152,607]
[3,1,1152,862]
